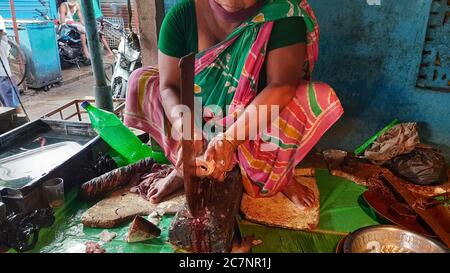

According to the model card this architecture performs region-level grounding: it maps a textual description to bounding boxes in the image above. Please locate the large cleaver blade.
[179,53,201,217]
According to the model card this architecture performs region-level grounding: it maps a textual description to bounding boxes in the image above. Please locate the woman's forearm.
[160,87,182,126]
[225,83,297,145]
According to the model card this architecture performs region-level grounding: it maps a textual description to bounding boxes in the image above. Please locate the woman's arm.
[159,51,205,170]
[228,43,306,144]
[158,51,204,140]
[158,51,183,126]
[205,43,306,180]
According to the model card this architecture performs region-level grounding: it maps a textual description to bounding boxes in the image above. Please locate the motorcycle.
[103,5,142,99]
[57,24,89,69]
[34,0,87,69]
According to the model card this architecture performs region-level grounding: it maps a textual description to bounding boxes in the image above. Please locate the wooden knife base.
[168,167,243,253]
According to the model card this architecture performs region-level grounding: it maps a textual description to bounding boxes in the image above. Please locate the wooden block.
[168,167,243,253]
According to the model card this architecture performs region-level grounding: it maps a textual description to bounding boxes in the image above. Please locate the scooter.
[104,5,142,99]
[107,24,141,98]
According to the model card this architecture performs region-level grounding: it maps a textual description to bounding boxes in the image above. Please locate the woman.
[59,0,91,60]
[125,0,344,208]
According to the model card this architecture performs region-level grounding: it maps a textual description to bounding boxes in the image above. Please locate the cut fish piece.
[126,216,161,243]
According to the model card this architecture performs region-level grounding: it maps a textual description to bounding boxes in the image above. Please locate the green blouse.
[158,0,306,91]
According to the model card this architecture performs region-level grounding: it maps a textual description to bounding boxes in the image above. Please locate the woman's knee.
[129,67,158,82]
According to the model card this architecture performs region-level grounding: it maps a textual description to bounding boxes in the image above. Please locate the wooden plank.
[381,172,450,248]
[323,152,450,247]
[81,186,185,229]
[134,0,158,66]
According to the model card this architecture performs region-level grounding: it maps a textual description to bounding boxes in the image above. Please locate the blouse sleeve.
[158,0,193,58]
[267,16,307,52]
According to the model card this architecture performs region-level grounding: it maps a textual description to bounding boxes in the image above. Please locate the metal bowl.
[343,225,449,253]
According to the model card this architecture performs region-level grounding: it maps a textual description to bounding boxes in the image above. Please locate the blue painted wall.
[0,0,58,20]
[310,0,450,158]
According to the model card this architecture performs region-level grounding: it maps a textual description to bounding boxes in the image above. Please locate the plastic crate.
[103,16,124,49]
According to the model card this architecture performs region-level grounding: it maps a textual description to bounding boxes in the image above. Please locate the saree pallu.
[124,0,344,197]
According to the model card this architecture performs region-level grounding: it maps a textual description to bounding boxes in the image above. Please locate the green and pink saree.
[124,0,344,197]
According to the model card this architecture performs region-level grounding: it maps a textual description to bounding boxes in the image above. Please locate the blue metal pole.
[79,0,113,112]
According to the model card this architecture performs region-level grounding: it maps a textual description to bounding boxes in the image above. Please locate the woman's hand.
[174,136,205,175]
[204,132,239,181]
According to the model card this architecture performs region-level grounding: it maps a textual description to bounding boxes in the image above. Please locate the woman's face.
[214,0,258,12]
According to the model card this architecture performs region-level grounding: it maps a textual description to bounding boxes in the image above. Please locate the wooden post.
[133,0,140,35]
[134,0,164,66]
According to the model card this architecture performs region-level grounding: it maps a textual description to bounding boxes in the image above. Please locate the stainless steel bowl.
[343,225,449,253]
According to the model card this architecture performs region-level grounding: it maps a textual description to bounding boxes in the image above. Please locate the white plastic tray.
[0,141,82,188]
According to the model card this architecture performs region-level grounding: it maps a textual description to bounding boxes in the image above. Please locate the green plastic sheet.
[11,189,176,253]
[11,169,380,253]
[316,169,380,232]
[239,169,382,253]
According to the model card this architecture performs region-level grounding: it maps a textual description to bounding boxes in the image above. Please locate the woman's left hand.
[204,133,239,182]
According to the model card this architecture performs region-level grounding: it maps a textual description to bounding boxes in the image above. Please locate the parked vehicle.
[57,23,88,69]
[35,0,87,69]
[103,10,141,98]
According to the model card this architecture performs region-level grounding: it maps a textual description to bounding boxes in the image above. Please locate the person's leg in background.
[100,34,114,57]
[70,22,91,61]
[97,18,114,57]
[0,76,20,109]
[80,33,91,60]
